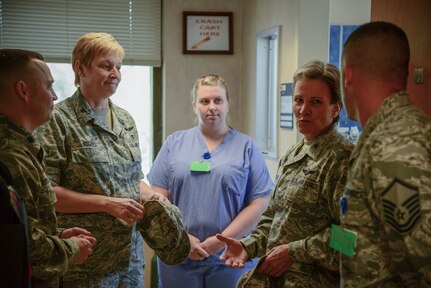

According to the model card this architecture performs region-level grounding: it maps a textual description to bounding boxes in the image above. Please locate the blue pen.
[340,196,347,216]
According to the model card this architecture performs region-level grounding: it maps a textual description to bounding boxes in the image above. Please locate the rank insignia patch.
[381,178,421,235]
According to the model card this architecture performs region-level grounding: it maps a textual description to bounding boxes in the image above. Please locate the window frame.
[255,26,280,159]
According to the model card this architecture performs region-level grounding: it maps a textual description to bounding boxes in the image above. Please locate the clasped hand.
[188,234,226,260]
[60,227,96,264]
[216,234,293,277]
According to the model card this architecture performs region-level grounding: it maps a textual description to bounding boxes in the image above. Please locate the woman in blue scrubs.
[148,74,274,288]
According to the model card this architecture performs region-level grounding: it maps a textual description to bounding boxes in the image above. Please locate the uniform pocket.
[222,166,248,197]
[129,147,142,162]
[71,147,109,163]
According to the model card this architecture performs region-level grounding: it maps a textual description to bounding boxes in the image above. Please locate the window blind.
[0,0,161,66]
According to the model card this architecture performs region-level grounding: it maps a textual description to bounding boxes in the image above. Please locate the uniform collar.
[0,114,44,161]
[71,89,124,137]
[72,88,100,126]
[350,91,410,162]
[288,124,338,164]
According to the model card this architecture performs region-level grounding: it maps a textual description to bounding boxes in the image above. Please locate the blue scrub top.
[148,127,273,244]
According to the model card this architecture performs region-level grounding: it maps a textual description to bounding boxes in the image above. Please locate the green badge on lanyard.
[329,224,357,258]
[190,161,211,172]
[190,151,211,172]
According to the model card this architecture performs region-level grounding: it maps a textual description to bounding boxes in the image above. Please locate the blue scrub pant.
[157,257,257,288]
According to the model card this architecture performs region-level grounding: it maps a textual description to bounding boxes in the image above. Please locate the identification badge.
[190,161,211,172]
[329,224,357,258]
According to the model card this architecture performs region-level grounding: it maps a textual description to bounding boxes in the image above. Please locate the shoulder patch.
[381,178,421,235]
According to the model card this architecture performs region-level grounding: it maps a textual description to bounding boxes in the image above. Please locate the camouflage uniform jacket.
[241,125,353,287]
[0,114,79,288]
[36,89,144,281]
[341,92,431,287]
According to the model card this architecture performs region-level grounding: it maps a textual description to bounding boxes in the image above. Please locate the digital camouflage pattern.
[341,92,431,287]
[0,114,79,288]
[36,89,145,282]
[139,200,190,265]
[62,224,145,288]
[236,256,285,288]
[241,125,353,287]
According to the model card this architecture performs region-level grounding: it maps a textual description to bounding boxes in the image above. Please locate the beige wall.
[241,0,301,176]
[163,0,243,138]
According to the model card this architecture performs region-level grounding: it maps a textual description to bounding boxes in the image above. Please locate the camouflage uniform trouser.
[236,256,285,288]
[237,256,336,288]
[63,225,145,288]
[62,266,145,288]
[237,269,333,288]
[237,269,285,288]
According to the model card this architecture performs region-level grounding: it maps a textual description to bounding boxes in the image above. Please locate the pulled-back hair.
[191,74,229,103]
[293,60,341,123]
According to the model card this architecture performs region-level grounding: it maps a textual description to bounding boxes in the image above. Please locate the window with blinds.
[0,0,161,66]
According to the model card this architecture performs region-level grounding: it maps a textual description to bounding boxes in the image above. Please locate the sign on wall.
[183,11,233,54]
[280,83,294,129]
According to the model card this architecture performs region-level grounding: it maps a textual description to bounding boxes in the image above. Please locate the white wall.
[240,0,300,177]
[330,0,371,24]
[298,0,330,66]
[296,0,330,143]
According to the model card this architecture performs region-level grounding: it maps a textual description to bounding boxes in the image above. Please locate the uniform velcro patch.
[381,178,421,235]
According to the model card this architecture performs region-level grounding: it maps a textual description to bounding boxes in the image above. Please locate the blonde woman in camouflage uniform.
[0,49,96,287]
[218,60,354,287]
[37,33,150,287]
[340,21,431,286]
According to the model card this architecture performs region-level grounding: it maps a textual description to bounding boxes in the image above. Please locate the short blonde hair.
[191,74,229,103]
[72,32,124,86]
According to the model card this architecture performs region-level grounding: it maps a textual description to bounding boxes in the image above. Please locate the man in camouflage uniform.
[340,21,431,286]
[217,60,354,287]
[0,49,96,287]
